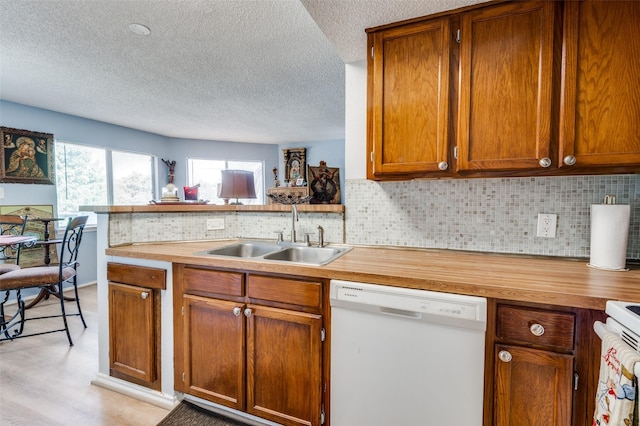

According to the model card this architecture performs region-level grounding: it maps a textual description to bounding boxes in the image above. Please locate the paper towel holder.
[588,194,630,272]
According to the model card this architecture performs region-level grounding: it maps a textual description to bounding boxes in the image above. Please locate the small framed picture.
[295,178,304,187]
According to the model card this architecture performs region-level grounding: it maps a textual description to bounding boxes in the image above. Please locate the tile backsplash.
[108,211,345,247]
[345,175,639,259]
[108,174,639,260]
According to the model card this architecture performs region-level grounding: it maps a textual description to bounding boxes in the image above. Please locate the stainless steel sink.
[199,241,280,258]
[263,246,351,265]
[195,241,351,266]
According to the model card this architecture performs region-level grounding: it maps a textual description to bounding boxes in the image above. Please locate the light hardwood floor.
[0,285,170,426]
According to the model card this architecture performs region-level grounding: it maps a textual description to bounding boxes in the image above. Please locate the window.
[187,159,263,205]
[55,141,155,224]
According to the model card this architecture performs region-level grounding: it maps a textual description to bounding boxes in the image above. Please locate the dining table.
[30,217,66,265]
[0,234,38,247]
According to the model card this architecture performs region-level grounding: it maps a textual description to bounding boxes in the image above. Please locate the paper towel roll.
[589,204,630,270]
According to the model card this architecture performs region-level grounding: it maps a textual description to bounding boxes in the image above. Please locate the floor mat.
[157,401,250,426]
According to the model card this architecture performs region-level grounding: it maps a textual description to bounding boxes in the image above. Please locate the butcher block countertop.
[105,240,640,311]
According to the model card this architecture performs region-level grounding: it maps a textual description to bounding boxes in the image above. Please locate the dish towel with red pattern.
[594,330,640,426]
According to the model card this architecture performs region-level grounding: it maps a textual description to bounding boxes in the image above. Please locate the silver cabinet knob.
[141,291,149,299]
[233,307,242,317]
[563,155,576,166]
[438,161,448,171]
[244,308,253,317]
[539,157,552,168]
[498,350,512,363]
[530,323,545,336]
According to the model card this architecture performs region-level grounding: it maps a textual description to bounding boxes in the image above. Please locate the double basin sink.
[196,240,352,266]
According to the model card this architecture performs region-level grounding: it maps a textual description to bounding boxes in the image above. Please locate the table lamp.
[219,170,257,205]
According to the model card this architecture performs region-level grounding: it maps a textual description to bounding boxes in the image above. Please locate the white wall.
[344,61,368,180]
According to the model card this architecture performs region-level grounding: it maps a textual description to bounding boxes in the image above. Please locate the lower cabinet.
[494,344,573,425]
[174,264,326,426]
[107,262,166,390]
[487,302,606,426]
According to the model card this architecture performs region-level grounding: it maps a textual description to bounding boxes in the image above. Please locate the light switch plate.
[536,213,557,238]
[206,218,225,230]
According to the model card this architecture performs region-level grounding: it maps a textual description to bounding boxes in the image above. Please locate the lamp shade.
[219,170,257,203]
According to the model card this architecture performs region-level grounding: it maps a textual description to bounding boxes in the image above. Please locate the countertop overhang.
[81,204,344,213]
[105,240,640,311]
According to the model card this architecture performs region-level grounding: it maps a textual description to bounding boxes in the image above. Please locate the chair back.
[0,214,28,265]
[58,216,88,274]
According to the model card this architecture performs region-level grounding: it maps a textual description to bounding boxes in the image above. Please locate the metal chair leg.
[58,283,73,346]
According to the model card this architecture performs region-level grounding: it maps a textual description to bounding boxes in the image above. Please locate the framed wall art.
[308,161,341,204]
[0,126,55,185]
[282,148,306,184]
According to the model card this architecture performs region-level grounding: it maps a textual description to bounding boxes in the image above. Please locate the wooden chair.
[0,216,88,345]
[0,214,28,275]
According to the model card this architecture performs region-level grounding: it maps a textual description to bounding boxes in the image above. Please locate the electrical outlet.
[536,213,557,238]
[206,218,225,230]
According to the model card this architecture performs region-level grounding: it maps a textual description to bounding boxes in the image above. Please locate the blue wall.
[0,100,346,288]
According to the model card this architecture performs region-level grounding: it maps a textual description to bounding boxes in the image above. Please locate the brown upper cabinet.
[366,0,640,180]
[367,17,452,178]
[559,0,640,169]
[457,1,556,172]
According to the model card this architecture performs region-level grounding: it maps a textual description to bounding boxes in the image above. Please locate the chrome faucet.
[317,225,324,247]
[290,205,298,243]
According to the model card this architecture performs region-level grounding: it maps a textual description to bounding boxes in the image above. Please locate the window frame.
[186,157,265,205]
[55,140,157,226]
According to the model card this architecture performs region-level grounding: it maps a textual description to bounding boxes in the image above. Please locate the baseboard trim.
[91,373,178,410]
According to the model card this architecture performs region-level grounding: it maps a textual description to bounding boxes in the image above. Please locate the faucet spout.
[291,205,298,243]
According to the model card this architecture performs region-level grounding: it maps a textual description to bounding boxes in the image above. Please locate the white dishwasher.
[330,280,487,426]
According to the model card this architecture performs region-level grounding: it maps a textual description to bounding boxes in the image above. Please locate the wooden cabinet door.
[368,17,451,178]
[457,1,555,171]
[494,344,573,426]
[109,282,156,383]
[559,0,640,168]
[246,305,323,426]
[182,295,245,410]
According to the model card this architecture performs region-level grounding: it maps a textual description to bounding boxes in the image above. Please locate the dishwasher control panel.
[330,280,487,330]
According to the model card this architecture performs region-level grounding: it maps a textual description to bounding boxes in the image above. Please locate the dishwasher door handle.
[379,306,421,319]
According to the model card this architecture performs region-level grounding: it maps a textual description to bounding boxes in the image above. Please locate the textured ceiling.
[0,0,487,144]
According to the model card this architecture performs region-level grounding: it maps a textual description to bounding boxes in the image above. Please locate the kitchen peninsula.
[85,203,640,426]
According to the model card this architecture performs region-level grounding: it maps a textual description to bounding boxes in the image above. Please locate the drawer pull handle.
[530,323,545,336]
[233,307,242,317]
[141,291,149,299]
[244,308,253,317]
[498,350,512,363]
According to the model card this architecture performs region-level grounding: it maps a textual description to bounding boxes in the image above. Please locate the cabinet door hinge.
[456,29,461,43]
[454,146,458,159]
[370,151,375,163]
[371,46,374,58]
[182,372,186,382]
[574,372,579,391]
[181,306,184,316]
[321,328,326,342]
[321,405,326,424]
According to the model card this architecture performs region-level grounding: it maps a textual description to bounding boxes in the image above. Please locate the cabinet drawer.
[107,262,166,290]
[497,305,575,351]
[183,267,244,297]
[247,274,322,309]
